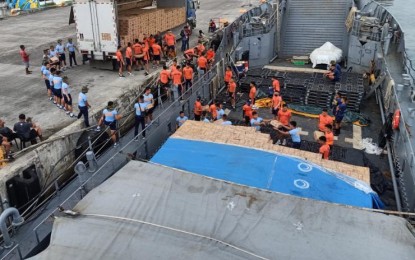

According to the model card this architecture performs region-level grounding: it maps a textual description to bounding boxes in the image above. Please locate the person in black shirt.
[13,114,38,144]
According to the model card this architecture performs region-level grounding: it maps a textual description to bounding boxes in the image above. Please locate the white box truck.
[72,0,196,68]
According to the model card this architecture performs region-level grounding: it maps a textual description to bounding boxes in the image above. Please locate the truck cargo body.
[73,0,192,62]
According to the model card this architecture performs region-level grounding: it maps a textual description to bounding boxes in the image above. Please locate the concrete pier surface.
[0,1,253,192]
[0,1,246,137]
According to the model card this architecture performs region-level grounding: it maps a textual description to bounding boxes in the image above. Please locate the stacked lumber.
[174,120,371,184]
[118,7,186,45]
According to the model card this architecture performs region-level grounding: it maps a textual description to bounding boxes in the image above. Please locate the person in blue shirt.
[52,70,63,109]
[143,87,154,124]
[77,86,91,128]
[48,45,60,69]
[62,76,74,117]
[97,101,123,146]
[334,96,348,136]
[216,103,225,120]
[66,38,78,67]
[331,60,342,76]
[48,68,56,100]
[56,39,67,70]
[134,95,148,140]
[176,111,188,129]
[277,121,301,149]
[41,62,53,100]
[221,114,232,125]
[324,64,340,82]
[250,111,264,131]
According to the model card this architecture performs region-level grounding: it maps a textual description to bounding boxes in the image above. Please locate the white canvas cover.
[310,42,343,68]
[28,161,415,260]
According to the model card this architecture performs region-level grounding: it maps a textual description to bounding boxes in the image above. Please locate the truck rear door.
[73,0,118,59]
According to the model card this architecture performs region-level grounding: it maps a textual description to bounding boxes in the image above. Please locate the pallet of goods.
[118,7,186,46]
[174,121,371,184]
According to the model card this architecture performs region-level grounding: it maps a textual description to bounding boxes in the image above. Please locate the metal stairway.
[280,0,352,58]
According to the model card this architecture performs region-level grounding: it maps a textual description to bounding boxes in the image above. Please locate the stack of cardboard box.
[118,7,186,46]
[173,121,371,184]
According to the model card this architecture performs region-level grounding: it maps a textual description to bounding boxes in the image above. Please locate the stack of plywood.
[174,121,371,185]
[118,7,186,46]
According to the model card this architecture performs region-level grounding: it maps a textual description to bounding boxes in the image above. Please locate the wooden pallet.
[174,120,371,184]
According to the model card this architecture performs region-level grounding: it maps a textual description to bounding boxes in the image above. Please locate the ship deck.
[220,60,396,210]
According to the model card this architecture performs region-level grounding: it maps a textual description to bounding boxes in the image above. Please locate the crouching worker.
[97,101,122,147]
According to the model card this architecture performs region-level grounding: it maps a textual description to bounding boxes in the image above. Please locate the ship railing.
[241,4,278,38]
[0,243,23,260]
[29,57,230,256]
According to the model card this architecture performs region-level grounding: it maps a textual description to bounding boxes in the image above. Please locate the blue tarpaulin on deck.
[151,138,384,209]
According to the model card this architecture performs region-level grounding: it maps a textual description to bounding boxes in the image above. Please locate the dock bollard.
[86,151,97,173]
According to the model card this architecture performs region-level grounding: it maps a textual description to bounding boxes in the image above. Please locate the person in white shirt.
[221,114,232,125]
[66,38,78,67]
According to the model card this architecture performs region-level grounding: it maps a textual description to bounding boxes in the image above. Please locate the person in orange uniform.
[171,65,183,100]
[249,82,257,104]
[243,100,253,126]
[125,42,133,76]
[197,53,208,75]
[206,47,215,66]
[164,30,176,58]
[318,108,333,132]
[224,66,232,86]
[196,41,206,56]
[184,47,198,61]
[271,92,282,119]
[148,35,156,49]
[183,62,194,92]
[272,76,280,93]
[142,44,150,76]
[278,104,291,126]
[159,65,171,100]
[116,45,124,78]
[210,101,218,121]
[170,59,178,72]
[318,136,330,160]
[194,96,203,121]
[133,39,144,71]
[151,42,162,68]
[228,78,237,109]
[324,124,334,147]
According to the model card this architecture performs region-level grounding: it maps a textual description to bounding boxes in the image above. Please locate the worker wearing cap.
[97,101,122,147]
[77,86,91,128]
[194,96,203,121]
